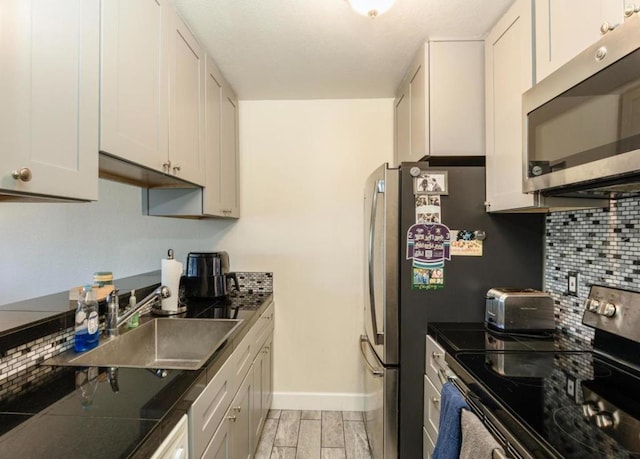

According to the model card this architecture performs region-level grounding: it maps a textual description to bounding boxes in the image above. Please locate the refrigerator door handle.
[360,335,384,377]
[368,179,385,345]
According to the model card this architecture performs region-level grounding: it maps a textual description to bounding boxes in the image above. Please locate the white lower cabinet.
[423,427,435,459]
[424,336,447,458]
[205,366,253,459]
[192,302,275,458]
[151,414,189,459]
[202,411,231,459]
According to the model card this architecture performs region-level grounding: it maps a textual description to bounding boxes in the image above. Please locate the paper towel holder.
[154,248,187,316]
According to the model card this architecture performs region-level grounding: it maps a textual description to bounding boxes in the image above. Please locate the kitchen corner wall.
[544,197,640,343]
[226,99,394,409]
[1,98,394,410]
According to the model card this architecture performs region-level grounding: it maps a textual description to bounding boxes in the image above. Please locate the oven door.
[360,335,397,459]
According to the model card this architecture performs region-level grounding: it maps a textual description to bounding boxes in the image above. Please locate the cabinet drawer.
[423,375,441,442]
[423,426,435,459]
[230,302,273,388]
[190,348,239,459]
[255,307,274,349]
[425,335,446,389]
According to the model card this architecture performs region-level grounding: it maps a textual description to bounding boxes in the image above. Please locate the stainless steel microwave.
[523,13,640,197]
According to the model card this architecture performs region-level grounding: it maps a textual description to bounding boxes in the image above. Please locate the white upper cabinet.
[146,55,240,219]
[168,11,206,186]
[429,41,485,157]
[100,0,170,173]
[0,0,99,201]
[394,40,484,164]
[485,0,537,212]
[203,56,240,218]
[535,0,632,82]
[101,2,205,186]
[484,0,609,212]
[219,85,240,218]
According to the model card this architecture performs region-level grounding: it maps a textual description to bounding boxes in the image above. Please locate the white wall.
[0,180,232,305]
[221,99,394,409]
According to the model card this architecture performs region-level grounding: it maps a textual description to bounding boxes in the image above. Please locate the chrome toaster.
[485,288,555,332]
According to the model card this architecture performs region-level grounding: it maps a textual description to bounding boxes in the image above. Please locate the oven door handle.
[438,367,458,386]
[360,335,384,377]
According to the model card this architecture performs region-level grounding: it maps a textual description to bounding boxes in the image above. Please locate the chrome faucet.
[105,286,171,337]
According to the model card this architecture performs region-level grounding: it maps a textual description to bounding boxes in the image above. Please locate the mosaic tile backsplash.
[545,197,640,342]
[0,271,273,402]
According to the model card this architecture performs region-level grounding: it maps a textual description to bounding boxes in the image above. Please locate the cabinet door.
[429,41,484,156]
[203,56,223,216]
[219,84,240,217]
[0,0,99,201]
[168,11,205,185]
[100,0,169,173]
[229,368,252,459]
[409,56,428,161]
[395,45,428,164]
[189,349,239,459]
[485,0,538,212]
[423,375,441,442]
[262,334,273,419]
[423,426,435,459]
[202,413,232,459]
[535,0,628,82]
[394,90,410,165]
[251,349,265,451]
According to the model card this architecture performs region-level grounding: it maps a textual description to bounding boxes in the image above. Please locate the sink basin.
[45,318,242,370]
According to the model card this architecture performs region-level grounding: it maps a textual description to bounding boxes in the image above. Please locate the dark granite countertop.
[0,276,273,458]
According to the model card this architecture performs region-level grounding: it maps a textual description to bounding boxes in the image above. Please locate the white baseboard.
[271,392,365,411]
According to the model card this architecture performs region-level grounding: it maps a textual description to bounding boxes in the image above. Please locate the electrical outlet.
[568,271,578,296]
[566,374,576,398]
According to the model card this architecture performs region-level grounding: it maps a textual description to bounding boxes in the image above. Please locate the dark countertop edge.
[0,268,273,457]
[128,293,274,458]
[426,322,484,356]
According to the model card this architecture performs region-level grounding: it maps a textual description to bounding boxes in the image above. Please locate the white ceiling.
[174,0,515,100]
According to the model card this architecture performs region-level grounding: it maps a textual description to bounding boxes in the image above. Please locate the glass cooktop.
[456,351,640,458]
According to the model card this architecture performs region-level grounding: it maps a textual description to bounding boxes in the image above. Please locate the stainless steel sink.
[44,318,242,370]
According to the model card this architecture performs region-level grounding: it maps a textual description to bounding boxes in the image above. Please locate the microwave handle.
[367,179,385,345]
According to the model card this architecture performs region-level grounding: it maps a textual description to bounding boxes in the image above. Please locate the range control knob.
[601,302,617,318]
[582,402,599,419]
[585,299,600,312]
[595,411,615,429]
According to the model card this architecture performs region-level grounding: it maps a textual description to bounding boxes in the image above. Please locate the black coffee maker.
[183,252,239,299]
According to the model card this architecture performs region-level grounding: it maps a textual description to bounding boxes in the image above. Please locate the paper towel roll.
[161,257,183,312]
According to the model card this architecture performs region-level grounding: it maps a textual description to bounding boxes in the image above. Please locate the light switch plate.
[566,374,576,399]
[568,271,578,296]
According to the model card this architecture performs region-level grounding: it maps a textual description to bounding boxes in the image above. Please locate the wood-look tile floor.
[255,410,372,459]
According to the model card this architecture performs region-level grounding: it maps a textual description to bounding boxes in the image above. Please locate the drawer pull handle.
[232,406,241,413]
[226,415,237,422]
[432,352,442,359]
[431,397,440,405]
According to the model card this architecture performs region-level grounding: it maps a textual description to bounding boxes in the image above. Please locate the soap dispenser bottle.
[128,289,139,328]
[74,285,100,352]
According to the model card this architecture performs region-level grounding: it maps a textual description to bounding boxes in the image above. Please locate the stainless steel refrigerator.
[360,160,545,458]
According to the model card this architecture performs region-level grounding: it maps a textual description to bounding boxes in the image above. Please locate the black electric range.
[428,286,640,459]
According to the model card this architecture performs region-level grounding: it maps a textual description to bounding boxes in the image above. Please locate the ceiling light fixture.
[348,0,395,18]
